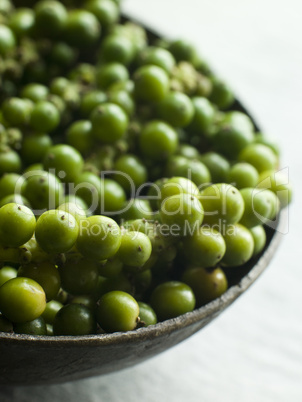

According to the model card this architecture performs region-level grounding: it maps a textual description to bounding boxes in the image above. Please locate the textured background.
[1,0,301,400]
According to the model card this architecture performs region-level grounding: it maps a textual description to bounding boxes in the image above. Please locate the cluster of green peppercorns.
[0,0,292,336]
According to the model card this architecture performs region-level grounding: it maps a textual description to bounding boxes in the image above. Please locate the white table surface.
[1,0,302,400]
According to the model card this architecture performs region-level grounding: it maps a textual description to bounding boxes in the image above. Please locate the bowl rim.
[0,211,286,346]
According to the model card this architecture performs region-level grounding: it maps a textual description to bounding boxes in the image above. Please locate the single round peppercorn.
[53,303,97,335]
[35,209,79,254]
[150,281,196,321]
[0,203,36,247]
[90,102,128,143]
[96,290,139,333]
[0,277,46,323]
[182,267,228,306]
[134,65,169,102]
[76,215,121,261]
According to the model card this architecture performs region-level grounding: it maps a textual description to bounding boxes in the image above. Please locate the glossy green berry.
[0,203,36,247]
[90,102,128,143]
[30,101,60,132]
[43,144,84,183]
[18,262,61,301]
[134,65,169,102]
[200,183,245,226]
[64,10,101,48]
[182,267,228,306]
[2,97,31,126]
[14,317,47,336]
[22,171,64,210]
[118,231,152,268]
[0,266,17,287]
[222,224,254,267]
[239,144,278,173]
[138,302,157,326]
[150,281,195,321]
[34,0,67,38]
[96,290,139,332]
[140,120,178,161]
[85,0,119,29]
[157,92,194,128]
[53,303,97,335]
[35,209,79,254]
[96,62,129,89]
[0,277,46,323]
[183,227,226,267]
[76,215,121,261]
[99,34,134,65]
[160,193,204,236]
[227,162,259,189]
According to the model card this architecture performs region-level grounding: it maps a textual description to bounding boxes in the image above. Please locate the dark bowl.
[0,19,286,386]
